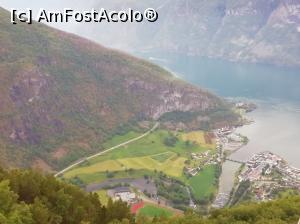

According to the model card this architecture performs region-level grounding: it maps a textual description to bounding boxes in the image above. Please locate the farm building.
[112,187,138,204]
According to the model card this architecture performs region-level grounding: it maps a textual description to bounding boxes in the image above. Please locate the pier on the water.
[225,158,245,165]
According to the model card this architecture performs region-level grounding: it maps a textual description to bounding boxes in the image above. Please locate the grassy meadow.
[181,131,215,149]
[64,130,212,180]
[188,165,218,201]
[138,205,174,218]
[64,154,186,178]
[63,129,219,204]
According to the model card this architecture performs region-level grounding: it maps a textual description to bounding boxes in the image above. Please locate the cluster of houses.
[185,166,201,177]
[191,151,210,160]
[279,163,300,181]
[238,151,300,183]
[238,151,300,201]
[239,151,283,182]
[252,182,280,201]
[185,150,220,177]
[183,128,242,177]
[185,152,206,176]
[215,127,246,153]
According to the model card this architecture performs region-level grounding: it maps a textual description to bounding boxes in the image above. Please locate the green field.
[151,152,174,163]
[64,154,186,178]
[181,131,215,149]
[68,169,155,184]
[64,130,210,182]
[88,130,209,164]
[188,165,217,201]
[139,205,174,218]
[63,129,218,206]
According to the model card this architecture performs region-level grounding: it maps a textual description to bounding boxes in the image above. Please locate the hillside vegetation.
[0,168,299,224]
[0,168,132,224]
[62,129,219,207]
[0,8,238,170]
[63,130,209,181]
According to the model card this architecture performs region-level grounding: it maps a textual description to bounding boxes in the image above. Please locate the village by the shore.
[213,101,299,208]
[238,151,300,200]
[85,101,300,212]
[86,101,258,209]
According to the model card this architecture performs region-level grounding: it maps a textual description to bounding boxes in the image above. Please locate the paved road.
[54,122,159,177]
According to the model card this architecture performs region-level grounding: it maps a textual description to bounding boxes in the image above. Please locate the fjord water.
[141,52,300,166]
[232,100,300,168]
[139,52,300,204]
[142,52,300,102]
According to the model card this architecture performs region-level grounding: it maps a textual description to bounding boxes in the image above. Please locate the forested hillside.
[0,168,132,224]
[0,7,238,170]
[0,168,299,224]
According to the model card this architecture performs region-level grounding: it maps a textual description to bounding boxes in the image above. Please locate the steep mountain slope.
[0,8,237,170]
[76,0,300,67]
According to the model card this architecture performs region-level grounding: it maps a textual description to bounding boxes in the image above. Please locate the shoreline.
[212,100,256,208]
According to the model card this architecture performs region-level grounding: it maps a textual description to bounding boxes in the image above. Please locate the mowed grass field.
[68,169,155,184]
[151,152,174,163]
[188,165,217,201]
[64,154,186,178]
[88,130,209,164]
[138,205,174,218]
[63,130,215,184]
[181,131,215,149]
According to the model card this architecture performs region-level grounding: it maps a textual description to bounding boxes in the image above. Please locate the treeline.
[132,196,300,224]
[1,168,300,224]
[0,168,132,224]
[155,179,190,208]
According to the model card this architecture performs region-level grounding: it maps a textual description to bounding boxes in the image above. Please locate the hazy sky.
[0,0,159,50]
[0,0,95,11]
[0,0,97,32]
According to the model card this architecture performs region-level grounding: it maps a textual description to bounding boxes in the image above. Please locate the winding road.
[54,122,160,177]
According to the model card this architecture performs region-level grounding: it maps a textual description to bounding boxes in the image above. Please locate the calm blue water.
[139,52,300,102]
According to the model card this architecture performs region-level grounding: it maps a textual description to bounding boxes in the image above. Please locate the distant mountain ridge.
[75,0,300,67]
[0,8,237,170]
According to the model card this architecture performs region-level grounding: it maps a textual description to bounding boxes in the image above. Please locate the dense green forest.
[0,168,132,224]
[0,168,299,224]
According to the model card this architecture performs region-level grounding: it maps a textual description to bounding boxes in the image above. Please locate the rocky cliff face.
[76,0,300,67]
[0,8,236,169]
[125,78,218,120]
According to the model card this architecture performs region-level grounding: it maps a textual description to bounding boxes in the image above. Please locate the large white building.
[112,187,137,204]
